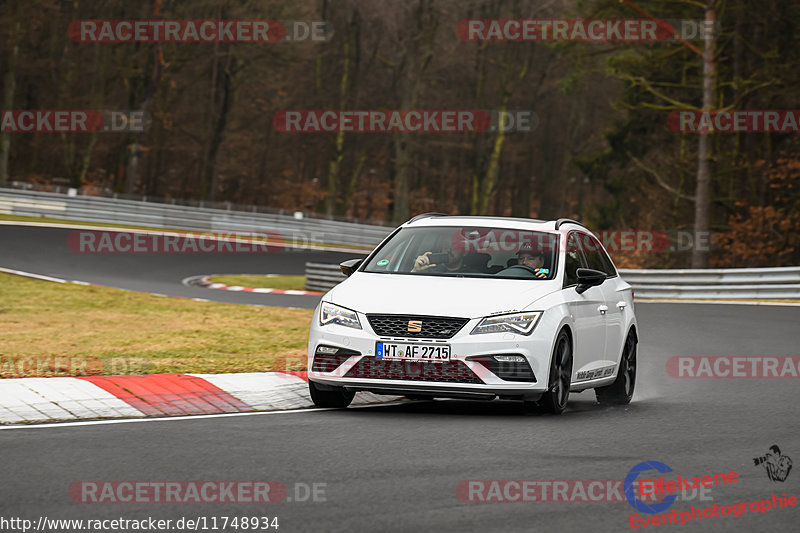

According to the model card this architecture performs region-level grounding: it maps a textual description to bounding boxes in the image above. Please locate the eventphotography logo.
[753,445,793,482]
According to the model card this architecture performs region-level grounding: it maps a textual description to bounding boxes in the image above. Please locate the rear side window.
[580,233,617,277]
[564,233,588,287]
[577,233,612,276]
[598,246,617,277]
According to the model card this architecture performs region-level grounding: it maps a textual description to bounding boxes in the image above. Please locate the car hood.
[324,272,560,319]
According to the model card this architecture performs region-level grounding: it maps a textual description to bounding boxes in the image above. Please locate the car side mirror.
[339,258,364,277]
[575,268,606,294]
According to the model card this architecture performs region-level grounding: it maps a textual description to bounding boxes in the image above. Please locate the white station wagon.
[307,214,638,414]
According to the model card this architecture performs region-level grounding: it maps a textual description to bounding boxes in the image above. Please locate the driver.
[412,247,467,273]
[517,243,549,279]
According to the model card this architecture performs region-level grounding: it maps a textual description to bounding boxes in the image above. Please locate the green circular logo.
[377,259,389,266]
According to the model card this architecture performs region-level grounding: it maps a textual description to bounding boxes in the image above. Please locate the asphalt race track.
[0,224,364,308]
[1,223,799,532]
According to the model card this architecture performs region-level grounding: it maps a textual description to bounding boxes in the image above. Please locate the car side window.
[579,233,617,277]
[596,239,618,277]
[579,233,610,275]
[564,233,588,287]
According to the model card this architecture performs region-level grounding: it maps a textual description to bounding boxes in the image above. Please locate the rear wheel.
[526,330,572,415]
[309,380,355,408]
[595,332,637,405]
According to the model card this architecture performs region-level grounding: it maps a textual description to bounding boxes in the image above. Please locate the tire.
[309,380,355,408]
[527,330,572,415]
[595,332,637,405]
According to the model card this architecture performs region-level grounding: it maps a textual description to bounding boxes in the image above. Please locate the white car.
[307,214,638,414]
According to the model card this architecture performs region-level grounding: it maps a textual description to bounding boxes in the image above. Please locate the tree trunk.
[478,102,508,215]
[691,0,716,268]
[78,45,107,187]
[0,21,20,187]
[124,0,165,195]
[391,0,437,223]
[325,25,352,217]
[392,134,411,222]
[202,45,233,203]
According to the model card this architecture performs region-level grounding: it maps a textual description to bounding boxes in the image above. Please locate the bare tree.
[0,19,20,187]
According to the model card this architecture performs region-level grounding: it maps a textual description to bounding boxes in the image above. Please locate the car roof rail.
[554,218,588,230]
[407,212,449,224]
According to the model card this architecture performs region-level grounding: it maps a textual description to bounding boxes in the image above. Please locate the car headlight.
[319,302,362,329]
[470,312,542,336]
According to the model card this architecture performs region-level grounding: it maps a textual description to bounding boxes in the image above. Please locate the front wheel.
[309,380,355,408]
[595,332,637,405]
[527,330,572,415]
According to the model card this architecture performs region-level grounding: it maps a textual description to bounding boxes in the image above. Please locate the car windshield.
[362,226,559,279]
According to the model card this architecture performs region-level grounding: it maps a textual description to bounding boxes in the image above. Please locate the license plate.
[376,342,451,361]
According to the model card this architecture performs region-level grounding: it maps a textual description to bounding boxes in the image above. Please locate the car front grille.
[366,314,469,339]
[344,358,483,384]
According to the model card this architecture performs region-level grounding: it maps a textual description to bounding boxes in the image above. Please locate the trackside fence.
[0,187,393,248]
[618,267,800,299]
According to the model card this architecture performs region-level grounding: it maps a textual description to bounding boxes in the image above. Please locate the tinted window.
[578,233,609,274]
[564,233,588,286]
[579,233,617,277]
[597,243,617,277]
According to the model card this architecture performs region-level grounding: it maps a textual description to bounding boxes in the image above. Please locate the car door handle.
[597,305,608,315]
[617,301,627,310]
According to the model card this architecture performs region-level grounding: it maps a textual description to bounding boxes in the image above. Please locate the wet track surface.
[1,224,799,532]
[0,224,363,308]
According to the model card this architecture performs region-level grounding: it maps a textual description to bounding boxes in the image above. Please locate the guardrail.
[617,267,800,299]
[305,262,349,292]
[0,188,394,248]
[305,262,800,299]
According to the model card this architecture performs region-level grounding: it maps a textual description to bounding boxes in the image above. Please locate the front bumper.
[308,314,555,401]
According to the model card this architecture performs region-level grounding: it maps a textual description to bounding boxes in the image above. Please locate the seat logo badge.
[408,320,423,333]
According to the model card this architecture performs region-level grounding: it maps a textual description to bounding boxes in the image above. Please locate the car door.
[562,232,607,379]
[582,233,625,365]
